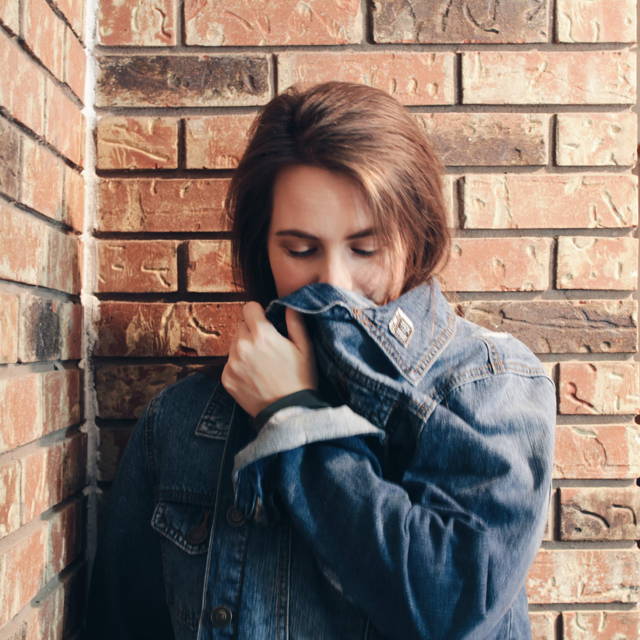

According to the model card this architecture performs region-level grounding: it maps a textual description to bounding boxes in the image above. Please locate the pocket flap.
[151,501,213,555]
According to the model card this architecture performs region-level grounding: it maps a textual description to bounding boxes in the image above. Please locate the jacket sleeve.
[83,398,174,640]
[232,372,556,640]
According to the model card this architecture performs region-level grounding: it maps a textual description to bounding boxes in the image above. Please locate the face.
[267,164,407,305]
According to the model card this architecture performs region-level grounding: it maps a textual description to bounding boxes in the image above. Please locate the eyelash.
[286,248,378,258]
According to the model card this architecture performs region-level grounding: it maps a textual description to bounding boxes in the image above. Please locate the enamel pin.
[389,307,414,347]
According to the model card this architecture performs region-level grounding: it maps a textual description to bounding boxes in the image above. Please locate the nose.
[316,253,353,291]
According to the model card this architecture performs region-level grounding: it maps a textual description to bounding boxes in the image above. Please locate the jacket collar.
[264,277,456,386]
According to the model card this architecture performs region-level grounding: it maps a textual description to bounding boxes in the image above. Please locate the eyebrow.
[274,227,378,240]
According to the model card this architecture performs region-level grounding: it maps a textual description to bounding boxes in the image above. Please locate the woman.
[85,82,555,640]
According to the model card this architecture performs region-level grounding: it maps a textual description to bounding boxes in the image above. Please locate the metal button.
[185,509,212,545]
[226,505,246,527]
[210,605,233,627]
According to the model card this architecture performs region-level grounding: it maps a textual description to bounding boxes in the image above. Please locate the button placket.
[226,505,246,527]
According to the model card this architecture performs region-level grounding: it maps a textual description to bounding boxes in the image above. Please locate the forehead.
[270,165,374,231]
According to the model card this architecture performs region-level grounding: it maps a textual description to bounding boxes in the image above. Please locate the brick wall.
[92,1,639,637]
[0,0,86,637]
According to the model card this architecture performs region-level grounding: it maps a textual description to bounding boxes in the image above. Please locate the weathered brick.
[0,0,19,33]
[61,431,87,497]
[45,79,84,166]
[527,549,640,603]
[97,427,133,481]
[0,526,46,626]
[96,55,271,107]
[18,293,82,362]
[463,50,636,104]
[554,425,640,479]
[462,175,638,229]
[97,178,230,232]
[557,237,638,290]
[529,612,556,640]
[458,299,637,354]
[23,0,65,81]
[0,291,19,363]
[559,362,639,415]
[21,442,63,523]
[95,301,243,357]
[63,164,84,231]
[563,611,640,639]
[0,31,46,136]
[47,497,84,578]
[0,461,20,538]
[185,0,362,45]
[373,0,548,43]
[96,116,178,170]
[557,0,636,43]
[0,201,80,294]
[95,364,186,419]
[96,239,179,292]
[278,52,455,105]
[41,369,82,434]
[55,0,84,39]
[0,116,20,199]
[415,113,548,166]
[185,115,255,169]
[98,0,177,46]
[64,26,86,101]
[0,374,41,453]
[560,487,640,540]
[556,113,637,166]
[21,136,64,221]
[440,238,551,291]
[187,239,239,292]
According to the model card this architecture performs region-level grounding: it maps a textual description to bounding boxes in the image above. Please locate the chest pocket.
[151,500,213,555]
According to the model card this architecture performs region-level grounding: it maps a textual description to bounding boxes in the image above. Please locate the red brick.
[21,136,64,222]
[23,0,65,81]
[64,26,86,101]
[527,549,640,603]
[563,611,640,639]
[557,237,638,290]
[97,178,230,232]
[96,55,271,108]
[0,31,46,136]
[559,362,639,415]
[529,612,556,640]
[373,0,549,43]
[463,50,636,104]
[45,79,84,166]
[415,113,548,166]
[0,461,20,538]
[47,497,84,578]
[18,293,82,362]
[557,0,636,43]
[0,526,47,626]
[0,201,80,294]
[554,425,640,479]
[0,116,20,200]
[95,301,243,357]
[440,238,552,292]
[185,114,255,169]
[556,113,637,166]
[0,0,19,33]
[99,0,177,46]
[96,239,179,292]
[462,175,637,229]
[63,164,84,231]
[560,487,640,540]
[97,116,178,170]
[185,0,362,45]
[61,431,87,497]
[187,239,239,292]
[21,442,63,524]
[95,363,185,419]
[0,374,41,454]
[0,290,19,363]
[54,0,84,39]
[42,369,82,434]
[278,52,455,105]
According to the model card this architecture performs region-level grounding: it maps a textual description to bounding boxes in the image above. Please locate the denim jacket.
[85,278,556,640]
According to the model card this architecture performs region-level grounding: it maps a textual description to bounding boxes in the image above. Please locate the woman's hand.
[221,301,318,418]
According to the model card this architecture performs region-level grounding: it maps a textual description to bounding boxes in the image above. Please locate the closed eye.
[286,247,378,258]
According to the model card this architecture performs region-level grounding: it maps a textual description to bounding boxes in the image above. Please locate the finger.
[241,300,267,335]
[285,307,312,353]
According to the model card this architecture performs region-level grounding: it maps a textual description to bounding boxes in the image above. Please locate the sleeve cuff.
[253,388,331,431]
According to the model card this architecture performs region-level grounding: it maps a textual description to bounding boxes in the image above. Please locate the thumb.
[285,307,312,354]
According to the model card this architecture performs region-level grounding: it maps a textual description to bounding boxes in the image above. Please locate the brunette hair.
[225,81,451,307]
